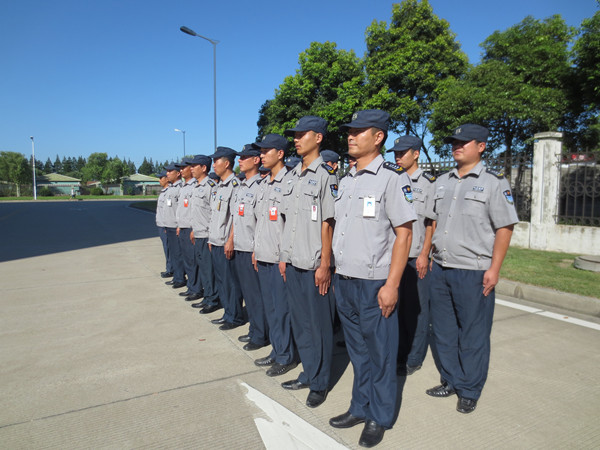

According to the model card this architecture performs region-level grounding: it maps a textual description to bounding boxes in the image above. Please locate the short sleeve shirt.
[408,168,436,258]
[208,173,240,246]
[191,176,217,238]
[254,167,288,264]
[279,156,337,270]
[176,177,197,228]
[156,187,168,227]
[332,155,417,280]
[231,173,262,252]
[431,162,519,270]
[163,180,181,228]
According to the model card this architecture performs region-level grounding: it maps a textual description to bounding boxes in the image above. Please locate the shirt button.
[341,232,344,236]
[444,231,448,234]
[443,248,446,251]
[453,196,456,200]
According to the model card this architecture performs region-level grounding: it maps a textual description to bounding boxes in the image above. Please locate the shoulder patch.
[207,179,216,187]
[486,168,505,179]
[232,179,239,187]
[321,163,336,175]
[422,172,436,183]
[383,161,405,174]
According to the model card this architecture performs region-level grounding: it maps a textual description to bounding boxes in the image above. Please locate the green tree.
[62,156,73,174]
[258,41,365,154]
[80,152,108,182]
[430,15,574,158]
[0,151,32,197]
[43,157,53,173]
[101,157,126,192]
[364,0,468,160]
[53,155,62,174]
[138,157,153,175]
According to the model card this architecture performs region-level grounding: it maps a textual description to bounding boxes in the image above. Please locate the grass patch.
[501,247,600,299]
[130,200,157,213]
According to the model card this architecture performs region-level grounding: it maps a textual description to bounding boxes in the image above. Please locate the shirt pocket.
[433,190,445,215]
[463,191,488,217]
[301,185,319,211]
[356,190,384,221]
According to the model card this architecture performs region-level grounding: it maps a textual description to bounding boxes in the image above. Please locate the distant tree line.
[258,0,600,159]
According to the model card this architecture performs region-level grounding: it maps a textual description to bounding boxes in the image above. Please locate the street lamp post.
[30,136,37,200]
[174,128,186,158]
[180,26,219,152]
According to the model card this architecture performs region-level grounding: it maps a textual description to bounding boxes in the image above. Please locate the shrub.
[39,187,54,197]
[90,187,104,195]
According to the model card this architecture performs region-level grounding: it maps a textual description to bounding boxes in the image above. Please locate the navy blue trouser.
[428,262,495,400]
[334,275,399,429]
[157,226,172,273]
[193,237,219,305]
[398,258,431,367]
[165,227,184,284]
[211,245,245,325]
[286,265,334,391]
[234,251,268,345]
[257,261,295,365]
[178,228,199,294]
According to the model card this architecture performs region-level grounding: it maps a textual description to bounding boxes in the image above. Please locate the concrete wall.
[512,132,600,255]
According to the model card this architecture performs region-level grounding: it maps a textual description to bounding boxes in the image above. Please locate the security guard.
[320,150,340,173]
[232,144,268,350]
[426,124,518,414]
[279,115,337,408]
[163,163,186,289]
[189,154,221,314]
[208,147,246,330]
[176,158,200,300]
[387,136,436,376]
[252,134,298,377]
[156,170,173,278]
[329,110,416,448]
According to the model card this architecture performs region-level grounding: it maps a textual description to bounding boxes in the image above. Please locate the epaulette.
[383,161,405,174]
[486,168,505,179]
[321,163,336,175]
[232,179,239,187]
[422,172,436,183]
[207,179,216,187]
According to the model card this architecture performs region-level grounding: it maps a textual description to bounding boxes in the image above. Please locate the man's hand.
[482,269,499,297]
[377,283,398,318]
[416,254,429,279]
[252,252,258,272]
[224,239,234,260]
[190,230,195,244]
[314,265,331,296]
[278,261,287,282]
[176,227,180,236]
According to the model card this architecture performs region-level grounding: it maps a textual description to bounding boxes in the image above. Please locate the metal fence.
[557,152,599,226]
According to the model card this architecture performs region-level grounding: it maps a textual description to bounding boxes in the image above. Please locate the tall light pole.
[180,26,219,152]
[174,128,186,157]
[30,136,37,200]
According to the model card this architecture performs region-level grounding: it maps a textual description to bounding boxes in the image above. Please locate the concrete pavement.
[1,200,599,449]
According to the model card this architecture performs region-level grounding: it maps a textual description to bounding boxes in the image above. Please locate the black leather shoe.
[219,322,242,331]
[254,356,276,367]
[329,411,365,429]
[238,334,251,343]
[406,364,422,376]
[160,271,173,278]
[185,293,202,301]
[200,304,222,314]
[171,282,186,289]
[457,397,478,414]
[359,420,385,448]
[191,302,205,308]
[281,379,309,390]
[243,342,266,351]
[426,383,456,398]
[266,362,298,377]
[165,280,175,285]
[179,290,191,297]
[211,317,226,325]
[306,389,328,408]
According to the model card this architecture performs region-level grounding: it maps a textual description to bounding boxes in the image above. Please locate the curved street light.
[174,128,186,157]
[180,26,219,152]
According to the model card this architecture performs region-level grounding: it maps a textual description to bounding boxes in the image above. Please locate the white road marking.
[241,382,348,450]
[496,298,600,331]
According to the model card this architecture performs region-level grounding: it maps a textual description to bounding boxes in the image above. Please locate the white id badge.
[311,204,318,221]
[363,196,376,217]
[167,198,172,207]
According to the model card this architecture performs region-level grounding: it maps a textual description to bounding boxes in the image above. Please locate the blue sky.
[1,0,597,168]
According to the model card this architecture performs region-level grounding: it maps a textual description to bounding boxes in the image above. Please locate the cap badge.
[352,113,358,120]
[455,127,462,135]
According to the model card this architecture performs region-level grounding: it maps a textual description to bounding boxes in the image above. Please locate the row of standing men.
[154,110,519,448]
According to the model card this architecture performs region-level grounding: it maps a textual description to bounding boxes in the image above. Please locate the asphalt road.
[0,200,599,449]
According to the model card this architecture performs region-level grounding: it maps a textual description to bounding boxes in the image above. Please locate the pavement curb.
[497,279,600,317]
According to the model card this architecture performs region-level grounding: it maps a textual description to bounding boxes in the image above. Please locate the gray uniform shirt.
[232,173,262,252]
[163,180,181,228]
[208,173,240,247]
[156,187,168,227]
[280,156,337,270]
[191,176,217,239]
[408,168,436,259]
[332,155,417,280]
[176,177,197,228]
[431,161,519,270]
[254,168,288,264]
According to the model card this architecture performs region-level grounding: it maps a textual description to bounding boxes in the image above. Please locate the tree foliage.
[138,157,154,175]
[257,41,365,154]
[0,151,32,197]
